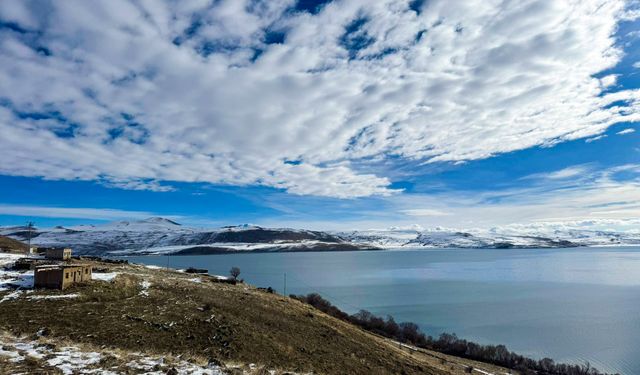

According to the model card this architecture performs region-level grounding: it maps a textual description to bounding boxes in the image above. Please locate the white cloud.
[386,164,640,229]
[101,179,176,192]
[617,128,636,135]
[600,74,618,87]
[523,165,591,180]
[401,208,450,217]
[585,134,608,143]
[0,204,175,221]
[633,61,640,69]
[0,0,639,198]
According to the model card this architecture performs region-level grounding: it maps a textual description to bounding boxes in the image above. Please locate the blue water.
[123,247,640,374]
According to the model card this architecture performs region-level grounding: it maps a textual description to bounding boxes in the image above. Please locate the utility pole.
[26,221,34,254]
[283,272,287,296]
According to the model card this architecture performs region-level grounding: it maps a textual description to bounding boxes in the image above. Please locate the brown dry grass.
[0,235,27,252]
[0,259,515,375]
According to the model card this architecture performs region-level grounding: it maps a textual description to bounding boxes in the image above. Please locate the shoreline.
[109,243,640,257]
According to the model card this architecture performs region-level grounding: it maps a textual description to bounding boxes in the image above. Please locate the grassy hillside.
[0,235,27,252]
[0,258,515,375]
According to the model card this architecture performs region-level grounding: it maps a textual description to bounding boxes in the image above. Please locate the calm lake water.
[123,247,640,374]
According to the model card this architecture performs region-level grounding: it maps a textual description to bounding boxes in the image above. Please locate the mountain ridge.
[2,217,639,255]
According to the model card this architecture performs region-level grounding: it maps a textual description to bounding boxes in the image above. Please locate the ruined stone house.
[34,264,92,290]
[45,248,72,261]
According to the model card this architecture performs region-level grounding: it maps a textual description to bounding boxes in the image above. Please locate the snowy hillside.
[340,225,640,249]
[2,217,639,255]
[0,218,371,255]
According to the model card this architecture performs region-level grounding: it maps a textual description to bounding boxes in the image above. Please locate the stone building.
[34,264,92,290]
[45,248,72,261]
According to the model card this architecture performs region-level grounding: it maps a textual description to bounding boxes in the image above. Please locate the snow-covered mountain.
[2,217,639,255]
[0,218,372,255]
[339,226,640,249]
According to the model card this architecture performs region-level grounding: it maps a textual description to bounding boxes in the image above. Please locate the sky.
[0,0,639,231]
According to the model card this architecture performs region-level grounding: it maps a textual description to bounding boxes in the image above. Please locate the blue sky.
[0,1,639,231]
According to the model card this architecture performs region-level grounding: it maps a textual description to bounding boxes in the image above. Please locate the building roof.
[35,264,91,271]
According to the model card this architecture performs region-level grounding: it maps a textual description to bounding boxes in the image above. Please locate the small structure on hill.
[45,247,72,261]
[34,264,92,290]
[11,258,45,271]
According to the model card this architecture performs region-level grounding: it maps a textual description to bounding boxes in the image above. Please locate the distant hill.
[0,218,375,255]
[2,217,639,255]
[339,226,640,248]
[0,235,27,252]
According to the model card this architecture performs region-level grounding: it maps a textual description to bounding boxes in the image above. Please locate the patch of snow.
[28,294,79,300]
[0,289,23,303]
[0,266,33,291]
[117,240,330,255]
[126,356,224,374]
[139,280,151,296]
[126,357,161,370]
[0,346,24,362]
[340,225,640,249]
[0,254,32,291]
[188,277,202,283]
[0,252,25,267]
[0,338,102,374]
[92,272,118,282]
[472,368,496,375]
[46,347,102,375]
[13,342,45,359]
[0,333,226,374]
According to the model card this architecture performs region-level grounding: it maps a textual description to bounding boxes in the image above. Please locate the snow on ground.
[0,346,23,362]
[0,253,24,267]
[113,240,326,255]
[139,280,151,296]
[0,271,33,290]
[0,290,23,303]
[187,275,228,283]
[46,347,102,375]
[342,225,640,249]
[0,253,33,292]
[126,356,225,374]
[92,272,118,282]
[0,337,101,374]
[0,333,225,374]
[28,294,79,300]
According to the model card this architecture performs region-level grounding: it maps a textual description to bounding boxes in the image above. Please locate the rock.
[36,327,50,337]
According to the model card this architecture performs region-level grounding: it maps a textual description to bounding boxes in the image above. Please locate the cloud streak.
[387,164,640,229]
[0,204,175,221]
[0,0,638,197]
[617,128,636,134]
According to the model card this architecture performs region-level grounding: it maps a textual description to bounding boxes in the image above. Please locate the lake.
[123,247,640,374]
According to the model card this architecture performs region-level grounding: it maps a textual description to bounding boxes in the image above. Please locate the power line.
[26,221,34,254]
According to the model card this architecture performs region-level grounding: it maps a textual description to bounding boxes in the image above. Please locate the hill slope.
[1,218,373,255]
[0,235,27,252]
[0,256,514,375]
